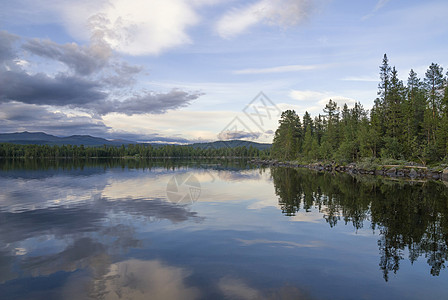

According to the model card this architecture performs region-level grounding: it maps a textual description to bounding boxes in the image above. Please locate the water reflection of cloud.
[235,238,324,248]
[0,173,107,212]
[0,167,277,214]
[218,277,314,300]
[289,211,323,224]
[86,259,201,300]
[101,176,168,200]
[219,277,261,299]
[216,170,263,182]
[0,207,105,244]
[0,197,199,246]
[22,237,108,277]
[101,197,201,224]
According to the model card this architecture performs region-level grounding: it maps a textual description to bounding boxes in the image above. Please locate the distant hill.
[0,132,272,149]
[0,132,130,146]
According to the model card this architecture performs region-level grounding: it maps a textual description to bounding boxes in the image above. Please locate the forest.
[271,54,448,165]
[0,142,269,159]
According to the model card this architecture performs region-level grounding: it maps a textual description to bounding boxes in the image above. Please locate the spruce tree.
[321,99,340,159]
[424,63,444,145]
[272,110,302,160]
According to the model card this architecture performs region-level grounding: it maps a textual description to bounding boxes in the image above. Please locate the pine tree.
[378,54,392,111]
[403,69,426,158]
[436,70,448,158]
[271,110,302,160]
[302,111,315,159]
[302,111,314,135]
[424,63,444,145]
[385,67,405,139]
[320,99,340,159]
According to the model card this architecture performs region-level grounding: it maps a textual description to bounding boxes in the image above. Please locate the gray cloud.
[0,30,202,117]
[109,131,192,144]
[217,130,261,140]
[0,70,106,106]
[94,89,203,116]
[23,38,112,76]
[0,31,19,63]
[101,62,143,87]
[0,102,112,137]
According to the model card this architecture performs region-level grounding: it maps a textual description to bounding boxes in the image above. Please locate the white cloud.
[362,0,391,20]
[215,2,262,39]
[216,0,314,38]
[90,0,200,55]
[341,75,378,82]
[318,96,357,109]
[289,90,328,101]
[374,0,391,12]
[289,90,358,114]
[234,64,325,74]
[35,0,203,55]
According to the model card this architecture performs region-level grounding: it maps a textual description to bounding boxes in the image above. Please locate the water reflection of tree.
[271,167,448,281]
[0,157,256,172]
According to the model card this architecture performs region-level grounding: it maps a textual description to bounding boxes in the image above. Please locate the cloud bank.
[0,31,202,116]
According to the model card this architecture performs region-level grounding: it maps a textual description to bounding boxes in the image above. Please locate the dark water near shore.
[0,159,447,299]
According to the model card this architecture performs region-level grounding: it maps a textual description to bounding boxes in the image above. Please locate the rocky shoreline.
[250,159,448,181]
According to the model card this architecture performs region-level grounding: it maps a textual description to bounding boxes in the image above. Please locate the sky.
[0,0,447,144]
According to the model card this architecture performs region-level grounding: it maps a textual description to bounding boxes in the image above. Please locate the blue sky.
[0,0,447,143]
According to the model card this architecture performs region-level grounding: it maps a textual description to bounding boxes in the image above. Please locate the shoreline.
[250,159,448,181]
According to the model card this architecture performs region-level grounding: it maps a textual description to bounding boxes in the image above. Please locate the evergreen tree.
[320,99,340,159]
[403,69,426,158]
[271,110,302,160]
[424,63,444,145]
[378,54,392,111]
[302,111,314,135]
[385,67,405,139]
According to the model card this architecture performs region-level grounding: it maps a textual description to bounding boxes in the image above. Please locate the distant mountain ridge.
[0,132,128,146]
[0,132,271,149]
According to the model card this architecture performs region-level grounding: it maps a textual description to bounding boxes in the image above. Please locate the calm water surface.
[0,159,447,300]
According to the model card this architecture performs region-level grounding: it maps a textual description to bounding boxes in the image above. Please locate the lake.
[0,159,447,300]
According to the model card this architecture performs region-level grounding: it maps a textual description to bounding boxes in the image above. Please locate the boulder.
[409,168,418,179]
[386,167,397,177]
[442,168,448,181]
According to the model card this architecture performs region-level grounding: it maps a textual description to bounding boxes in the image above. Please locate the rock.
[431,172,441,180]
[409,168,418,178]
[386,167,397,177]
[375,170,385,176]
[442,168,448,181]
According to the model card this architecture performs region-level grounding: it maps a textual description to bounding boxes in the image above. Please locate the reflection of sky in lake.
[0,163,447,299]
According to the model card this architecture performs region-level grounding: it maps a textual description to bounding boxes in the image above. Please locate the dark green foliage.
[272,54,448,164]
[0,142,270,159]
[271,110,302,160]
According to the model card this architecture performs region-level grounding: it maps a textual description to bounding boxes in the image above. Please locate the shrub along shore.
[251,158,448,181]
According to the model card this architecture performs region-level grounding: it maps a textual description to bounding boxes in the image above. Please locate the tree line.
[272,54,448,164]
[0,142,269,159]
